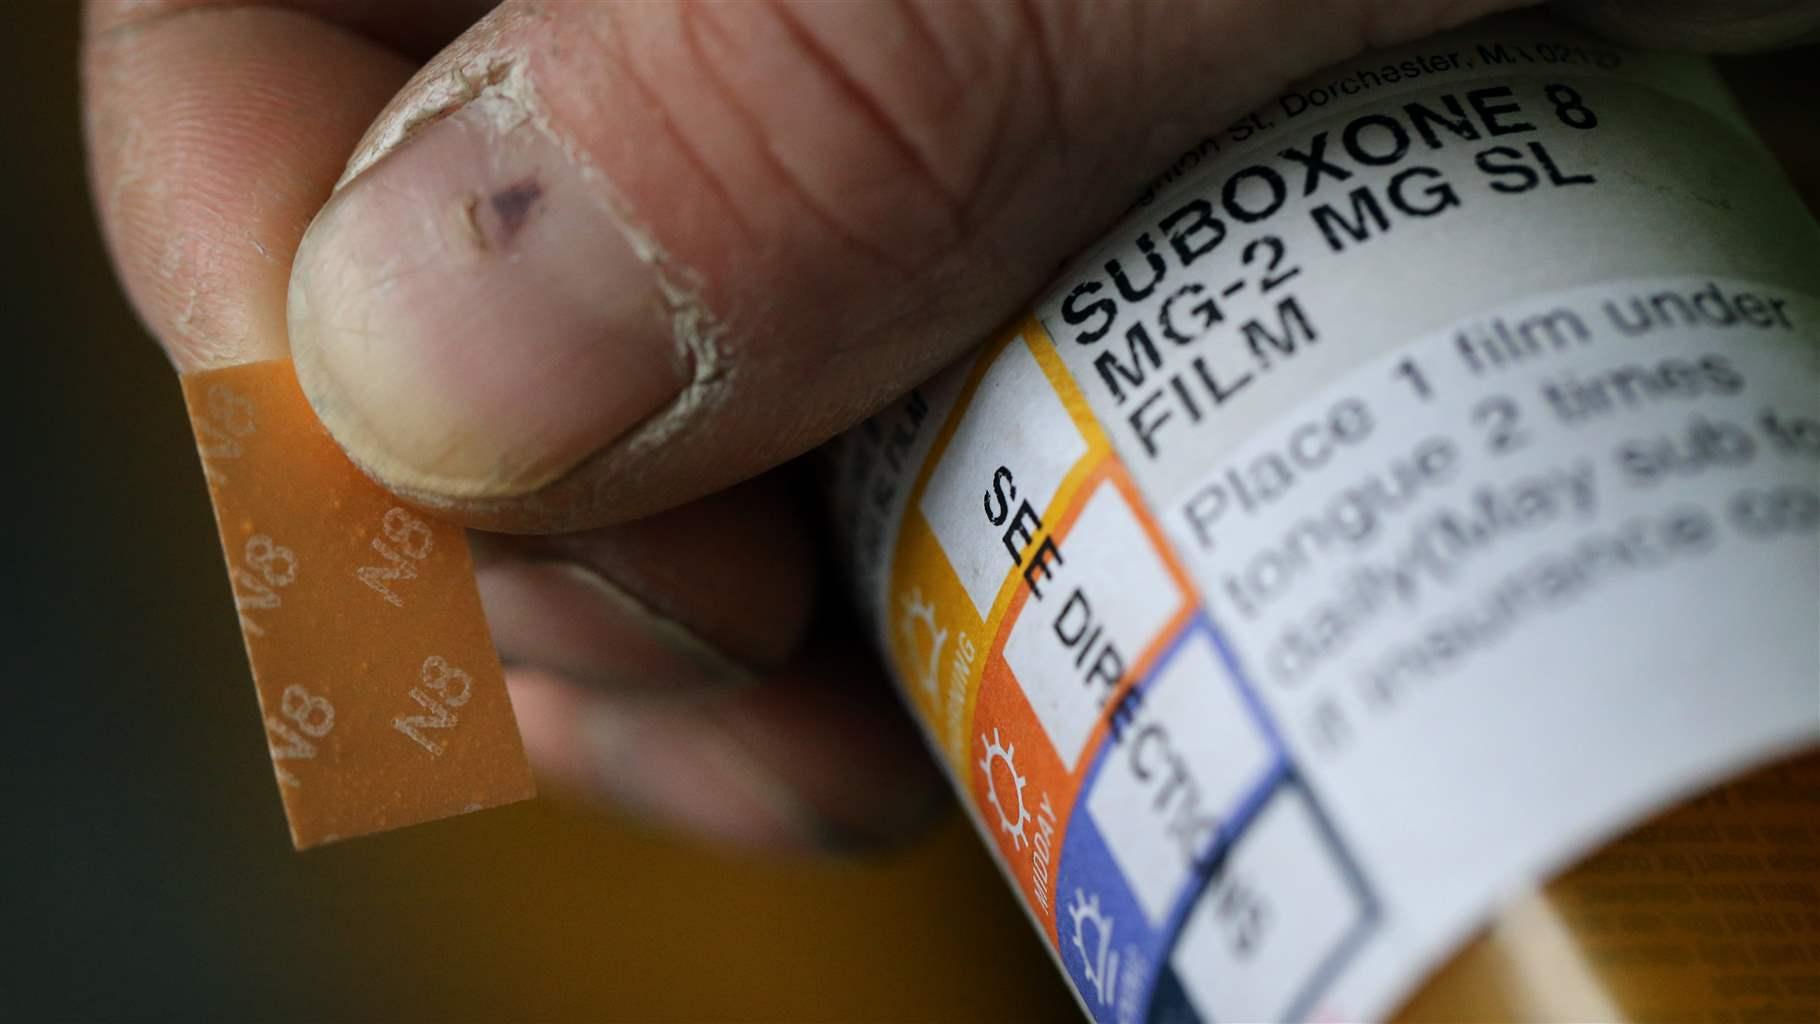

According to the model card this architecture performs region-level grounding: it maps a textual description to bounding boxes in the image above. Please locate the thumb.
[287,0,1528,532]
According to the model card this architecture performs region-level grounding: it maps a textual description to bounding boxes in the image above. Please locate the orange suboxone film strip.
[182,358,533,848]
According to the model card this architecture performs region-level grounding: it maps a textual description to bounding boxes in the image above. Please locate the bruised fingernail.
[477,559,754,696]
[288,89,687,499]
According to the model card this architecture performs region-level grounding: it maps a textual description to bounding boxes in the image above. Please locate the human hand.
[83,0,1819,851]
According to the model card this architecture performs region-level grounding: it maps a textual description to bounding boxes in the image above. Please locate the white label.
[838,14,1820,1023]
[1087,631,1278,925]
[1005,480,1183,765]
[1165,279,1820,1019]
[920,339,1089,617]
[1173,787,1363,1023]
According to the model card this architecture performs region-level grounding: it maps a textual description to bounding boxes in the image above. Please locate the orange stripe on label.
[182,359,534,849]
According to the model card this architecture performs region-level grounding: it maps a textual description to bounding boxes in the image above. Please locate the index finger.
[82,0,475,370]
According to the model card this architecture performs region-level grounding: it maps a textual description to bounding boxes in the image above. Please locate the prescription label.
[828,15,1820,1021]
[183,359,533,849]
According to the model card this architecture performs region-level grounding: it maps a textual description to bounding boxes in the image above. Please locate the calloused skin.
[83,0,1820,851]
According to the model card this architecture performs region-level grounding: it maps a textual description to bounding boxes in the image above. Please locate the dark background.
[7,4,1075,1020]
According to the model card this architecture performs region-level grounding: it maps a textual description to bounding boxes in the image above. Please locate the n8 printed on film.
[183,359,532,849]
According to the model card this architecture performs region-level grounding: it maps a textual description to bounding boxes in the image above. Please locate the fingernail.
[584,700,828,851]
[288,94,686,499]
[510,672,823,850]
[476,559,754,695]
